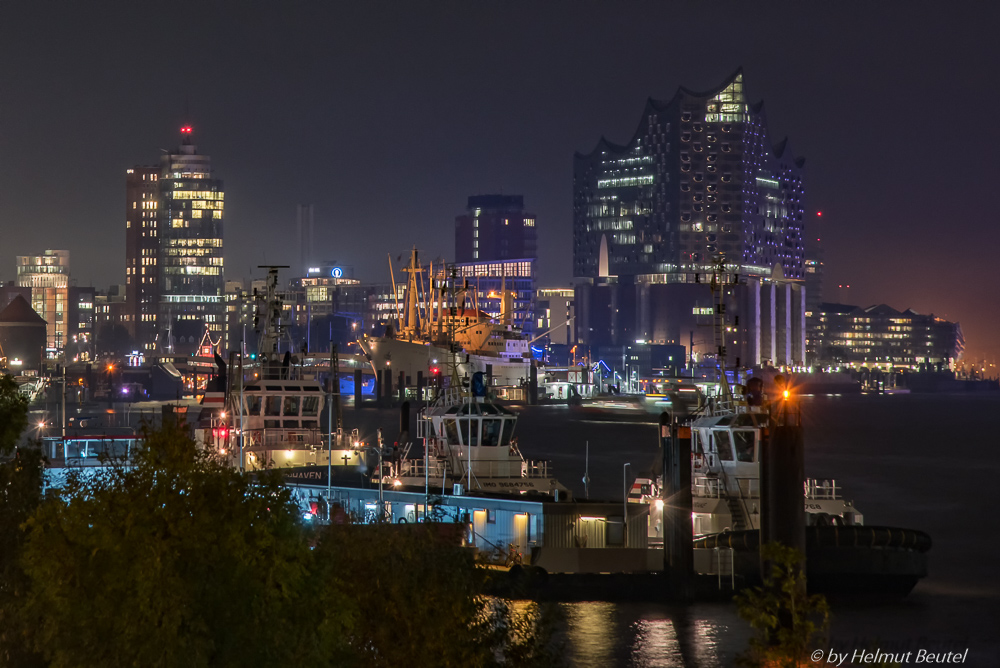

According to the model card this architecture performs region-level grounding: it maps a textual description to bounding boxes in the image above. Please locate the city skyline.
[1,3,998,360]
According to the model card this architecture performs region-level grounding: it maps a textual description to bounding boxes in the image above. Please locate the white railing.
[693,476,724,498]
[805,478,840,500]
[398,456,553,481]
[715,547,735,590]
[243,428,334,448]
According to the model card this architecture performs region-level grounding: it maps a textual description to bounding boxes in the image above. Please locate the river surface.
[345,393,1000,666]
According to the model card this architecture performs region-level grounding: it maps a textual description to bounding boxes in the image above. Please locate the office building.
[14,250,92,357]
[453,195,539,336]
[455,195,537,263]
[803,222,824,363]
[125,165,161,349]
[455,259,536,337]
[814,303,964,371]
[156,125,226,355]
[535,287,575,346]
[573,69,807,367]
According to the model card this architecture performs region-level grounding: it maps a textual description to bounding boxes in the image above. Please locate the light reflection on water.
[560,602,743,667]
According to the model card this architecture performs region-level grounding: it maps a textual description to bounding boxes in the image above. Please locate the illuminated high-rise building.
[125,165,160,349]
[573,69,808,367]
[156,125,225,354]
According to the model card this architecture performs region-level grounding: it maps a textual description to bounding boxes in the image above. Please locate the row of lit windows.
[164,248,220,257]
[167,238,222,248]
[597,175,654,189]
[164,266,222,276]
[169,190,224,200]
[189,209,223,219]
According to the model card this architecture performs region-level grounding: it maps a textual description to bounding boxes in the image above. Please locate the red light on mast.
[816,211,822,217]
[181,126,192,134]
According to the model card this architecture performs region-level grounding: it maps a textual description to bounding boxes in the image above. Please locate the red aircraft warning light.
[181,125,193,134]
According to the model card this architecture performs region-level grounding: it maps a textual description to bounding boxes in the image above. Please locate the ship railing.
[398,457,554,481]
[243,428,327,449]
[804,478,840,500]
[734,477,760,499]
[715,547,736,590]
[693,476,724,498]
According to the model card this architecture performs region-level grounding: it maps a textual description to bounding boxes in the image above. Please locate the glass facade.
[156,128,226,353]
[573,70,806,282]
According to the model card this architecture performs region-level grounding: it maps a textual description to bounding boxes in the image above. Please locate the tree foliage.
[11,421,563,668]
[735,542,830,668]
[21,421,327,668]
[0,374,29,456]
[314,523,564,667]
[0,447,47,668]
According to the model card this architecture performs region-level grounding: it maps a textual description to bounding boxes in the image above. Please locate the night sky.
[2,3,998,362]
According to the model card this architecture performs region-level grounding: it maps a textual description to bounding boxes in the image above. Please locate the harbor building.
[125,165,161,351]
[155,125,226,355]
[813,303,964,371]
[572,69,807,368]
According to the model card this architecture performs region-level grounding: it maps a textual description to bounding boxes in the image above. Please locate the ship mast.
[254,265,291,380]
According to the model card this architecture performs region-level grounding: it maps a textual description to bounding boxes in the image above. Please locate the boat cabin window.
[463,418,480,446]
[481,418,502,446]
[713,430,733,461]
[692,431,704,454]
[302,396,320,417]
[500,419,514,446]
[245,395,262,416]
[443,418,459,444]
[733,429,755,462]
[283,396,300,416]
[265,396,282,416]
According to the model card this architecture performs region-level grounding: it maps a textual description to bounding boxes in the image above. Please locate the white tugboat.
[195,266,378,486]
[392,377,571,498]
[635,384,863,540]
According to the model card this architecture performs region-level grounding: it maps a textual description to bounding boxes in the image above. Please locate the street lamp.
[623,462,631,545]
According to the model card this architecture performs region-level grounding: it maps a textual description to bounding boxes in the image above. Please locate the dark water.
[318,395,1000,665]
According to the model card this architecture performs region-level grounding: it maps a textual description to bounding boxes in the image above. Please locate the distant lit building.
[573,69,807,367]
[455,259,536,337]
[289,264,372,351]
[156,125,226,354]
[535,288,575,346]
[455,195,537,263]
[803,232,824,363]
[814,303,964,370]
[125,165,161,350]
[14,250,92,356]
[17,250,69,288]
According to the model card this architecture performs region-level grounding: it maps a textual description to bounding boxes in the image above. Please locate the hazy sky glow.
[1,2,998,361]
